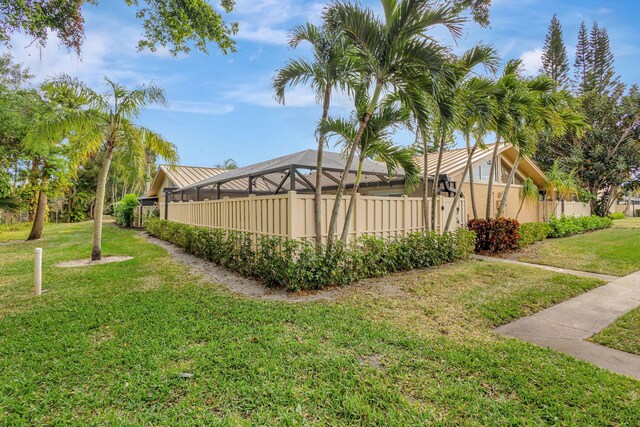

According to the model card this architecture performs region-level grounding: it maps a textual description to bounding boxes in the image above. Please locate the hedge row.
[517,222,552,248]
[548,215,613,238]
[145,218,476,291]
[608,212,626,220]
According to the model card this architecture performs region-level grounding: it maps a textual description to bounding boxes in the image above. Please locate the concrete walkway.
[495,270,640,380]
[473,255,619,282]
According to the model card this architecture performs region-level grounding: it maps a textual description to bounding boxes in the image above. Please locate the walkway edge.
[472,254,619,282]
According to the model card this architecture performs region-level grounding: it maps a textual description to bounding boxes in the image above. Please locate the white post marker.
[34,247,42,296]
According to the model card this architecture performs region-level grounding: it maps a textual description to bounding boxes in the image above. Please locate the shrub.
[144,218,476,291]
[608,212,625,220]
[467,218,520,253]
[517,222,552,248]
[113,194,139,227]
[547,215,612,238]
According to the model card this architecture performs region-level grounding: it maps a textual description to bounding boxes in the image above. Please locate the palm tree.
[484,60,531,219]
[496,81,587,218]
[516,177,539,220]
[37,75,177,260]
[443,76,500,231]
[319,93,420,241]
[324,0,464,245]
[273,21,354,245]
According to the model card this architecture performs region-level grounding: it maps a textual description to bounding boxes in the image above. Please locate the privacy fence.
[162,191,467,242]
[538,200,592,222]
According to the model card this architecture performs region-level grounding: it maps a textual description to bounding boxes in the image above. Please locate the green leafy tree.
[36,75,178,260]
[573,21,591,94]
[0,0,237,56]
[540,14,570,91]
[273,20,355,245]
[319,92,420,241]
[324,0,464,245]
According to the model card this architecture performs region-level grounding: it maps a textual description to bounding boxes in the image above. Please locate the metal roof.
[147,165,225,196]
[181,149,397,190]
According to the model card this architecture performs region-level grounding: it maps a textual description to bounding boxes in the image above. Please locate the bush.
[517,222,552,248]
[608,212,626,220]
[144,218,476,291]
[113,194,139,227]
[467,218,520,253]
[547,215,612,238]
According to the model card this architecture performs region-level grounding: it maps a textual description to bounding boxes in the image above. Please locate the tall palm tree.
[484,60,531,219]
[37,75,177,260]
[496,81,586,218]
[324,0,464,245]
[273,21,354,245]
[425,44,499,232]
[443,76,500,231]
[319,93,420,241]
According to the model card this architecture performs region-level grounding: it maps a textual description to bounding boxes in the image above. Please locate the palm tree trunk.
[422,133,430,232]
[465,135,478,219]
[92,141,116,261]
[326,82,381,245]
[444,143,478,232]
[485,136,501,219]
[67,191,73,223]
[496,156,521,218]
[145,155,152,194]
[430,132,446,232]
[340,156,365,242]
[315,85,332,246]
[27,176,48,241]
[516,197,525,220]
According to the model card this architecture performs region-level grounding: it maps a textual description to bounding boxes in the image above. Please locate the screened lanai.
[170,149,410,202]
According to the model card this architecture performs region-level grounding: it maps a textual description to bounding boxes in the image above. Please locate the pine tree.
[574,21,591,93]
[591,25,617,93]
[540,14,570,91]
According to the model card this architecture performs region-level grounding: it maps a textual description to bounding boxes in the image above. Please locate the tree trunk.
[422,133,430,231]
[315,85,332,246]
[92,141,116,261]
[145,156,152,194]
[340,156,365,242]
[27,176,48,241]
[326,82,381,245]
[465,134,478,219]
[485,136,501,219]
[430,132,446,232]
[516,197,526,220]
[443,142,478,232]
[496,156,521,218]
[67,191,73,223]
[28,159,40,222]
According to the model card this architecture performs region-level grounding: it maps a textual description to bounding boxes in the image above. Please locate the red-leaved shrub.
[467,218,520,253]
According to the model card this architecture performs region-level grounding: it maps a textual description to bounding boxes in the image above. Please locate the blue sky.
[7,0,640,168]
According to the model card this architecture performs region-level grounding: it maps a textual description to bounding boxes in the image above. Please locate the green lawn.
[514,217,640,276]
[591,307,640,356]
[1,222,639,425]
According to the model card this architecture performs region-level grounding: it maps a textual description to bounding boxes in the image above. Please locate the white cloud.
[232,0,326,45]
[519,47,543,76]
[151,101,234,116]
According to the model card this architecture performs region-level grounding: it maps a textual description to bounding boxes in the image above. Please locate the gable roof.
[147,165,224,197]
[415,143,548,188]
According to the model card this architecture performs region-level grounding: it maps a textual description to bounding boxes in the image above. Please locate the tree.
[324,0,463,245]
[0,0,237,56]
[273,20,354,245]
[213,158,237,170]
[540,14,570,91]
[574,21,591,94]
[443,76,499,230]
[589,24,617,94]
[319,93,419,241]
[36,75,178,260]
[428,44,499,232]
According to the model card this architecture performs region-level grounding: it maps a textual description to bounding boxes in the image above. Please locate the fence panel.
[166,192,467,242]
[539,201,591,221]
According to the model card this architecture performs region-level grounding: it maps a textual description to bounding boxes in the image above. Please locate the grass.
[1,222,639,425]
[513,217,640,276]
[591,307,640,356]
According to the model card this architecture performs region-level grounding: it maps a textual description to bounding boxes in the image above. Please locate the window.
[472,160,494,182]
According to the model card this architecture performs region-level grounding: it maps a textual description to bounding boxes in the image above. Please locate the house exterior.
[143,144,590,239]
